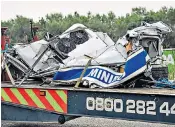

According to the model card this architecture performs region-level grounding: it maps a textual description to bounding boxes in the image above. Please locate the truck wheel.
[58,115,66,124]
[152,67,168,80]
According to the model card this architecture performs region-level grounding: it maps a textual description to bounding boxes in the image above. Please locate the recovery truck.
[1,81,175,124]
[1,22,175,125]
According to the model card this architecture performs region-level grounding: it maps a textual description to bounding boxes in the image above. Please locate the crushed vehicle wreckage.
[1,21,174,88]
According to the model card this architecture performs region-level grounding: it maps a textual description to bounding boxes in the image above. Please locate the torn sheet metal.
[53,48,150,88]
[4,22,172,87]
[52,21,172,88]
[13,40,58,72]
[4,23,117,83]
[62,45,127,67]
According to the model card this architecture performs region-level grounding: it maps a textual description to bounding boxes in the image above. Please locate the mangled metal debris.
[2,23,115,85]
[2,22,173,87]
[52,21,172,88]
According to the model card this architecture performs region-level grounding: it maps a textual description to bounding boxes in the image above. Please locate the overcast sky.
[1,1,175,21]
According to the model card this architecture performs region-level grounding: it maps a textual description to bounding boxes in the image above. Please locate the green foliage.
[163,50,175,80]
[1,7,175,47]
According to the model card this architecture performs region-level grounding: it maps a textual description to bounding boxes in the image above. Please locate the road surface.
[2,117,175,127]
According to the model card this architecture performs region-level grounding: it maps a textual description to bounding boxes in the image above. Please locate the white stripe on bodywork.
[146,54,150,62]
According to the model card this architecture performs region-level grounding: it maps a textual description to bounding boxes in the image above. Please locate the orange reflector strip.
[40,91,46,96]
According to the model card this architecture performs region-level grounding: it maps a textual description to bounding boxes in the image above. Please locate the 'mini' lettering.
[88,68,121,84]
[100,71,110,82]
[89,68,99,77]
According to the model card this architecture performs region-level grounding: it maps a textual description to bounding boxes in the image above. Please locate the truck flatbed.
[2,82,175,95]
[1,82,175,124]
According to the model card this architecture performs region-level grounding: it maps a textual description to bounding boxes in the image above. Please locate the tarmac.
[2,117,175,127]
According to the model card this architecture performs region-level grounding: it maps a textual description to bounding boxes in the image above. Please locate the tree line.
[1,7,175,48]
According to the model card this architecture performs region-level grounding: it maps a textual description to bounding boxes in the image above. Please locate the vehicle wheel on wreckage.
[132,67,169,88]
[131,67,169,87]
[151,67,169,80]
